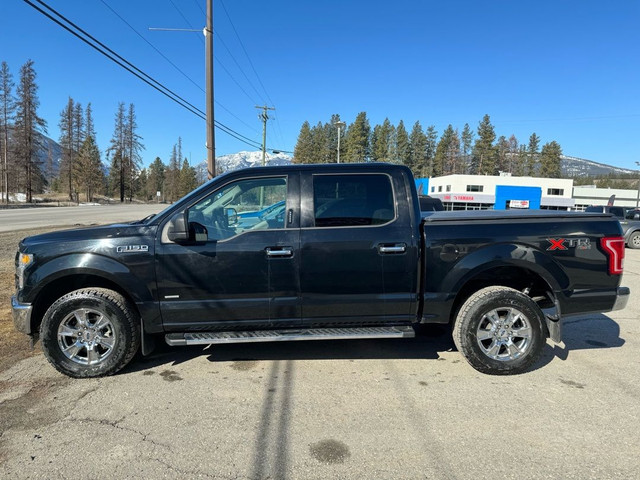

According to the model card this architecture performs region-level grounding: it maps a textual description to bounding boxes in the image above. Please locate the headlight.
[17,254,34,290]
[19,253,34,266]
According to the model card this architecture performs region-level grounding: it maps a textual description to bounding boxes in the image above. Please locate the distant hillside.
[560,155,636,177]
[214,150,293,172]
[7,128,62,176]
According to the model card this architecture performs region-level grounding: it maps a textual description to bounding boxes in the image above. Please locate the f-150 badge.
[116,245,149,253]
[546,238,591,251]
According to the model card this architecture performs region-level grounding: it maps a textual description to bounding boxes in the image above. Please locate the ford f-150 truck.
[12,164,629,378]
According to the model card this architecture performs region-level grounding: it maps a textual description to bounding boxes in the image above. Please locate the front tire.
[40,288,140,378]
[453,286,545,375]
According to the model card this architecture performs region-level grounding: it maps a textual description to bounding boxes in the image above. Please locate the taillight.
[601,237,625,275]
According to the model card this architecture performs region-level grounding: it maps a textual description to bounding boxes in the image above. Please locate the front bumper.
[11,295,33,335]
[612,287,630,312]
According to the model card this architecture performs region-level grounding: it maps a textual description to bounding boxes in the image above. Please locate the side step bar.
[165,326,415,346]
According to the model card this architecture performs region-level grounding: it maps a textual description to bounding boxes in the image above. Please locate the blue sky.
[1,0,638,169]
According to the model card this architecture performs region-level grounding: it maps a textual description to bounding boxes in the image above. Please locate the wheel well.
[31,275,139,334]
[450,266,554,324]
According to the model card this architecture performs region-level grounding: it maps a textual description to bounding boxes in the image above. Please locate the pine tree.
[424,125,437,177]
[14,60,46,203]
[165,143,180,202]
[515,145,528,176]
[77,134,102,201]
[311,121,330,164]
[471,114,497,175]
[0,61,15,203]
[434,125,460,176]
[371,118,395,163]
[507,135,519,174]
[293,121,314,164]
[179,158,197,196]
[527,133,540,176]
[125,103,144,201]
[58,98,76,200]
[461,123,474,174]
[344,112,370,163]
[146,156,165,201]
[540,141,563,178]
[107,102,127,202]
[408,121,426,178]
[496,135,510,173]
[396,120,410,167]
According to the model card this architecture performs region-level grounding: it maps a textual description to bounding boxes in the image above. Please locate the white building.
[573,186,640,210]
[419,174,574,211]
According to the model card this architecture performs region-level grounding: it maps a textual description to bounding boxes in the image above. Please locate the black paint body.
[16,164,625,339]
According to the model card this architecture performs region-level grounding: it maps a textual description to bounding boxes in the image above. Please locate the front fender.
[24,253,154,304]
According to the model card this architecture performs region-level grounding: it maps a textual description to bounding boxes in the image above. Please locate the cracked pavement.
[1,254,639,479]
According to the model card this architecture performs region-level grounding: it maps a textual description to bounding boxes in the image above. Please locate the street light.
[334,120,346,164]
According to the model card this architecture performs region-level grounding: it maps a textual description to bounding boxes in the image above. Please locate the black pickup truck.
[12,164,629,377]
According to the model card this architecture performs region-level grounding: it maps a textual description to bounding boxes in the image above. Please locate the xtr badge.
[546,238,591,251]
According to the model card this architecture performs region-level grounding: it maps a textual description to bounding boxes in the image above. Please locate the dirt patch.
[309,439,351,464]
[0,377,72,433]
[230,360,259,371]
[159,370,183,382]
[0,227,74,373]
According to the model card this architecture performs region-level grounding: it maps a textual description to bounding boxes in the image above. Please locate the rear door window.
[312,174,395,227]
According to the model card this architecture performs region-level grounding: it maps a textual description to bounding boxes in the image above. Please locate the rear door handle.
[266,247,293,257]
[378,243,406,254]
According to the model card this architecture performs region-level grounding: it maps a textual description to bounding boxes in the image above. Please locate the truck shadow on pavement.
[535,313,625,369]
[125,316,625,373]
[126,326,455,373]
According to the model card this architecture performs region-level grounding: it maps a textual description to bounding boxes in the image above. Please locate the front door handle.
[266,247,293,257]
[378,243,407,254]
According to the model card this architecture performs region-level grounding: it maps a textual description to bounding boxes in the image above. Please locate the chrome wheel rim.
[57,308,116,365]
[633,235,640,247]
[476,307,532,362]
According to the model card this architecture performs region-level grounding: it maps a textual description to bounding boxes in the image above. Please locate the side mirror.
[167,211,189,243]
[189,222,208,243]
[226,207,238,226]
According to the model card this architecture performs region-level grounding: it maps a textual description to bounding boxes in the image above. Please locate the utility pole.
[256,105,275,166]
[334,120,346,163]
[205,0,215,179]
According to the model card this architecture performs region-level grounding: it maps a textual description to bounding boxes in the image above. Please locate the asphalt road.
[1,252,638,479]
[0,204,165,232]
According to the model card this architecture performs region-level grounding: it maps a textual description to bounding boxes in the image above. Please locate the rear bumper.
[11,295,33,335]
[611,287,630,312]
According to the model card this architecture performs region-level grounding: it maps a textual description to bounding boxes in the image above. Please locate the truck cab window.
[312,174,394,227]
[188,176,287,240]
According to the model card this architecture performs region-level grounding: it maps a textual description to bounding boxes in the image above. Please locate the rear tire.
[40,288,140,378]
[628,231,640,249]
[453,286,545,375]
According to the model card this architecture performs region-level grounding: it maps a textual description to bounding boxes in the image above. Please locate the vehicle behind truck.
[12,164,629,378]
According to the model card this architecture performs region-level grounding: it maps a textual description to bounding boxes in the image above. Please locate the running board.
[165,326,415,346]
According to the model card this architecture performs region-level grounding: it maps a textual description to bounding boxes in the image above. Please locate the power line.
[23,0,264,150]
[219,0,274,106]
[100,0,259,134]
[217,0,290,152]
[171,0,264,107]
[167,0,203,45]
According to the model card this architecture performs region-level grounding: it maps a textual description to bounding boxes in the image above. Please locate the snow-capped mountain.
[215,150,292,173]
[560,155,636,177]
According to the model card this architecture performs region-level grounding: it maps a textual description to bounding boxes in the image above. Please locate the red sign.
[453,195,474,201]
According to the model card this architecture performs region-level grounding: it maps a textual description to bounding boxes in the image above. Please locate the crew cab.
[12,164,629,377]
